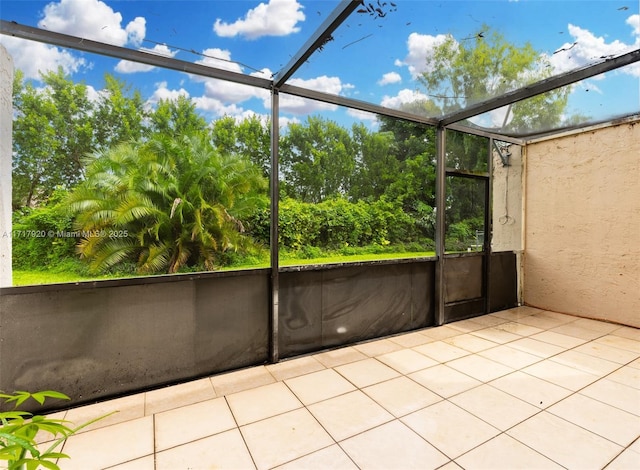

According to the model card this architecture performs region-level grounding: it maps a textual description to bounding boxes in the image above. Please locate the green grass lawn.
[12,270,118,286]
[12,251,435,286]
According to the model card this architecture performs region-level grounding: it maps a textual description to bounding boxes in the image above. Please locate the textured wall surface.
[524,121,640,327]
[0,46,12,287]
[492,143,523,252]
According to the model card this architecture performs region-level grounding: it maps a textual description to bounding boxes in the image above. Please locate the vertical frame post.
[269,88,280,362]
[484,138,494,314]
[0,46,13,287]
[434,126,446,326]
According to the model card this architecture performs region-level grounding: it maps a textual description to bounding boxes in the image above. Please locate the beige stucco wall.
[523,120,640,327]
[492,143,523,253]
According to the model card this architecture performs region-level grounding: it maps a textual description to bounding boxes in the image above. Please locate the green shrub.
[11,189,77,271]
[246,197,425,251]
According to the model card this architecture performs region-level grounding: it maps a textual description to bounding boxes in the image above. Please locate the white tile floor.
[36,307,640,469]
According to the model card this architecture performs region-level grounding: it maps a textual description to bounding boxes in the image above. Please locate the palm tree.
[66,132,267,274]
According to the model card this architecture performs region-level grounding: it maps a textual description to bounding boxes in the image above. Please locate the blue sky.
[1,0,639,131]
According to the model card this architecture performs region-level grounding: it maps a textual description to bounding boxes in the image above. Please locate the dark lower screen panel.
[278,261,436,358]
[489,251,519,312]
[444,299,486,323]
[443,255,483,304]
[0,254,516,412]
[442,251,518,323]
[0,271,269,412]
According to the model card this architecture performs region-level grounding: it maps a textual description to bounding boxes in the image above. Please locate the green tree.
[211,115,271,177]
[236,116,271,177]
[12,68,94,208]
[66,132,267,274]
[377,117,436,206]
[280,116,355,203]
[148,95,207,137]
[419,27,570,132]
[349,123,399,201]
[93,74,146,149]
[445,129,489,173]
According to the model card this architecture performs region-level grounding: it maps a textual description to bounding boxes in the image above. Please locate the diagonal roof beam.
[0,20,272,89]
[444,122,525,145]
[440,48,640,126]
[273,0,360,88]
[280,83,440,127]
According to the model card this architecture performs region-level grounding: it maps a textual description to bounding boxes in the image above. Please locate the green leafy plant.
[0,391,111,470]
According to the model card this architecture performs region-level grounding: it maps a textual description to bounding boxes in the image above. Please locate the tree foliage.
[66,133,267,274]
[12,70,150,209]
[419,26,570,132]
[211,115,271,177]
[11,189,77,270]
[148,95,207,137]
[10,25,566,277]
[247,196,424,251]
[93,74,146,150]
[12,68,94,208]
[280,116,355,203]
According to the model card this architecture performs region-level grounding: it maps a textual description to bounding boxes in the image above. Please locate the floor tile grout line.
[38,309,640,469]
[277,362,456,467]
[325,351,536,464]
[225,389,278,470]
[276,379,362,470]
[416,326,637,444]
[503,332,640,447]
[456,425,570,470]
[601,445,640,470]
[146,350,633,465]
[543,397,640,449]
[335,416,452,467]
[152,413,157,470]
[451,424,560,469]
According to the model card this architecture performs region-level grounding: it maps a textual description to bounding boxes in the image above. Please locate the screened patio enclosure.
[0,0,638,409]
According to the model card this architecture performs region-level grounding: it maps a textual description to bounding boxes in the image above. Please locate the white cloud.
[147,82,239,122]
[397,32,451,79]
[213,0,305,40]
[378,72,402,86]
[200,78,268,104]
[233,111,270,124]
[548,23,638,76]
[192,96,245,116]
[148,81,189,104]
[195,48,244,74]
[347,108,378,122]
[115,44,178,74]
[85,84,104,104]
[468,105,511,128]
[287,75,344,95]
[277,95,337,114]
[3,0,148,80]
[627,14,640,37]
[380,88,431,109]
[278,116,301,129]
[114,61,153,74]
[125,17,146,47]
[276,75,352,114]
[188,50,350,117]
[187,49,268,107]
[39,0,146,47]
[0,36,88,80]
